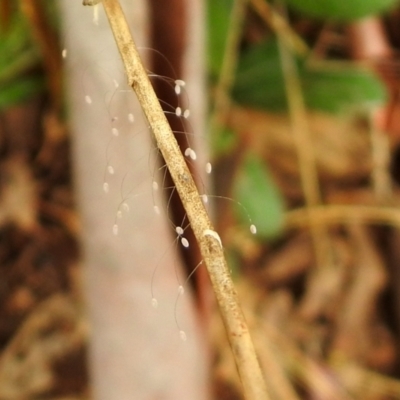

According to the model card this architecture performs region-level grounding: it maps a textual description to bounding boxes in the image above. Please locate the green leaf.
[234,153,285,239]
[0,8,45,109]
[207,0,234,78]
[0,48,40,86]
[232,40,387,113]
[0,15,33,69]
[211,126,238,157]
[286,0,398,21]
[0,77,45,110]
[302,66,387,112]
[232,41,287,111]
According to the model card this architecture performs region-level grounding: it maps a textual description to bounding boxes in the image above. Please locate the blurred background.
[2,0,400,399]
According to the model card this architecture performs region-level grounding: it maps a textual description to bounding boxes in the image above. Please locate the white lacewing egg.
[152,181,159,191]
[206,162,212,174]
[93,4,99,25]
[128,113,134,123]
[103,182,109,193]
[183,109,190,119]
[62,49,67,58]
[201,194,208,204]
[175,79,186,87]
[250,224,257,235]
[189,149,197,160]
[181,237,189,248]
[175,107,182,117]
[178,285,184,295]
[179,330,187,341]
[107,165,114,174]
[151,298,158,309]
[122,202,130,212]
[116,210,122,219]
[175,226,184,236]
[85,95,92,104]
[112,224,118,235]
[112,127,119,136]
[154,205,160,215]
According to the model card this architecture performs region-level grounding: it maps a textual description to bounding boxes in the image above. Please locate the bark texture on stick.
[99,0,269,398]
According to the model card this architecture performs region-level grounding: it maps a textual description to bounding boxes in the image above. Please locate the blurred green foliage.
[234,152,285,239]
[285,0,399,21]
[0,7,44,110]
[232,40,387,113]
[207,0,391,243]
[207,0,234,79]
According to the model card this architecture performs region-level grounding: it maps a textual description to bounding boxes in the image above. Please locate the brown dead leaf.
[0,295,86,399]
[331,225,388,366]
[259,233,313,287]
[0,157,37,231]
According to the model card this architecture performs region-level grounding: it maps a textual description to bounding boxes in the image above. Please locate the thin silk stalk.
[85,1,270,399]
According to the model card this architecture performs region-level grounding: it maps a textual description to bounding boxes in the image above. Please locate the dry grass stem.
[369,112,392,201]
[250,0,308,56]
[276,10,331,271]
[286,204,400,230]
